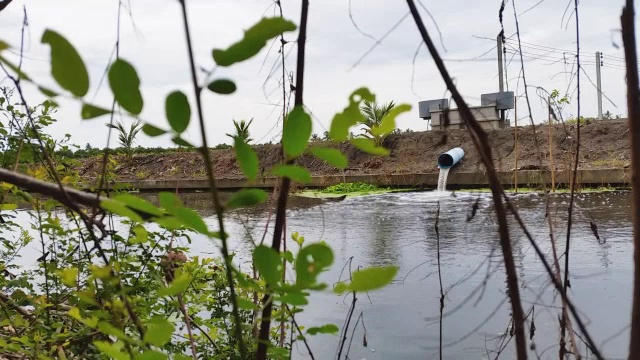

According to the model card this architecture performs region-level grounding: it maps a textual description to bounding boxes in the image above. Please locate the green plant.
[0,11,401,360]
[359,100,396,146]
[226,118,254,144]
[322,182,382,193]
[107,120,143,161]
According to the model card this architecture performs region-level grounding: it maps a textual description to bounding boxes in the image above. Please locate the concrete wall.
[106,168,630,191]
[430,105,502,130]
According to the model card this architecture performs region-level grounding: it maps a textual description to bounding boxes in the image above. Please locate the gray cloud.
[0,0,634,149]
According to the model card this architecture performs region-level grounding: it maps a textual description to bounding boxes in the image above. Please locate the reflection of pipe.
[437,147,465,169]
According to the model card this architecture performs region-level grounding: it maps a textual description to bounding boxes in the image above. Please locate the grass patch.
[321,182,383,194]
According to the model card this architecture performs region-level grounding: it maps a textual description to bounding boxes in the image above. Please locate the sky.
[0,0,635,149]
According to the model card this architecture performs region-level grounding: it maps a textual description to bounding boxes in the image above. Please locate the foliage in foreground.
[0,10,409,360]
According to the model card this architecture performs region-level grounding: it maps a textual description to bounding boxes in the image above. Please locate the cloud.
[0,0,634,150]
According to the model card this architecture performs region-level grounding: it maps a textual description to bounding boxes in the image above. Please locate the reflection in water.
[193,190,633,359]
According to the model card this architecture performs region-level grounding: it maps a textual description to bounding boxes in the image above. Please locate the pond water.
[6,190,634,359]
[206,190,632,360]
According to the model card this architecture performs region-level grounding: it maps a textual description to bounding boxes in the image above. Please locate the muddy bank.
[78,119,630,183]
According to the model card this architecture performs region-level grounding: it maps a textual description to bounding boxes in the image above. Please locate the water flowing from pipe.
[437,168,450,192]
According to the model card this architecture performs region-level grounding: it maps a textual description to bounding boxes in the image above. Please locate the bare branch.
[405,1,528,358]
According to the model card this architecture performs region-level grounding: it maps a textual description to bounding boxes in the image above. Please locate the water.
[212,191,632,359]
[437,168,450,191]
[7,191,634,359]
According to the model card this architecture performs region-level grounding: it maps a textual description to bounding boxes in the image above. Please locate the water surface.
[198,190,632,360]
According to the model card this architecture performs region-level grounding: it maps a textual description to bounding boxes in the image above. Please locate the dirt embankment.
[78,119,630,182]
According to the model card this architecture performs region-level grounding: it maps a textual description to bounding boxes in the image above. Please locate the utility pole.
[596,51,603,120]
[497,34,505,125]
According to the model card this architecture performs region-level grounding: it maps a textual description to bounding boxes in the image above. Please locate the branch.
[405,1,528,358]
[256,0,309,358]
[0,168,101,209]
[177,0,246,357]
[0,0,12,13]
[560,1,582,357]
[621,0,640,358]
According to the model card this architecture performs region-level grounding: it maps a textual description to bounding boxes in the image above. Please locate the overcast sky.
[0,0,635,149]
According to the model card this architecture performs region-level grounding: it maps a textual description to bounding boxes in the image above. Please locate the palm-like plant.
[107,120,142,161]
[226,119,253,143]
[359,100,396,146]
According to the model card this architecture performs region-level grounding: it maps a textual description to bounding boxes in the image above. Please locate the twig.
[285,305,315,360]
[560,1,582,358]
[435,201,444,360]
[0,0,12,13]
[256,0,309,358]
[177,0,246,357]
[405,1,528,358]
[621,0,640,357]
[502,195,604,359]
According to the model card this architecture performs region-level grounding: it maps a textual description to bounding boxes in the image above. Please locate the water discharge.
[437,167,450,191]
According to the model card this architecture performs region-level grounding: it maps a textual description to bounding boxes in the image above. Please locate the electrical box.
[418,99,449,119]
[480,91,515,110]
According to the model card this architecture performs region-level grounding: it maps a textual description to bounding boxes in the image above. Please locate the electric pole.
[497,34,505,125]
[596,51,603,120]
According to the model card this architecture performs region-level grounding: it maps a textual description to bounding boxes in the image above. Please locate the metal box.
[480,91,515,110]
[418,99,449,119]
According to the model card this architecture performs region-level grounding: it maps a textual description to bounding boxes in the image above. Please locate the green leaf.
[142,124,167,137]
[109,59,143,115]
[349,266,398,292]
[309,147,348,168]
[237,298,259,310]
[97,321,129,341]
[0,203,17,211]
[0,55,30,81]
[207,79,237,95]
[271,164,311,183]
[307,324,339,335]
[131,224,148,244]
[112,194,164,217]
[278,292,308,306]
[234,137,259,180]
[296,243,333,288]
[135,350,168,360]
[351,138,390,156]
[41,30,89,97]
[172,136,193,147]
[94,341,130,360]
[143,317,174,347]
[68,307,98,328]
[159,192,183,209]
[282,106,312,158]
[226,188,268,208]
[58,267,77,287]
[329,88,375,141]
[212,17,297,66]
[89,265,112,280]
[173,207,209,234]
[0,40,8,52]
[165,91,191,133]
[81,103,111,120]
[253,245,281,284]
[157,273,191,297]
[100,199,143,222]
[38,86,58,98]
[372,104,412,136]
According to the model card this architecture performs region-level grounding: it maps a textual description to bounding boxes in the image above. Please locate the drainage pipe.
[437,147,465,169]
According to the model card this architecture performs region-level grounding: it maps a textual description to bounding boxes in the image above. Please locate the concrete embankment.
[107,168,629,191]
